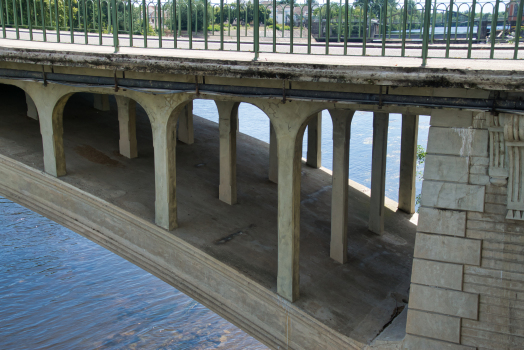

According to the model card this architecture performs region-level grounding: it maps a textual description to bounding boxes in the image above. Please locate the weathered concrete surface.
[0,39,523,92]
[0,85,417,349]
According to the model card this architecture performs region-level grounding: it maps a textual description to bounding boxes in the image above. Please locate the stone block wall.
[404,110,524,349]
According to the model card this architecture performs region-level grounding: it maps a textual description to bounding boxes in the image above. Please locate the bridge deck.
[0,85,416,346]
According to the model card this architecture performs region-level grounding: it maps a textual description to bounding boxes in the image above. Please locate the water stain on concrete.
[75,145,123,168]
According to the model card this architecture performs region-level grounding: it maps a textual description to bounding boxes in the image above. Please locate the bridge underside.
[0,85,415,349]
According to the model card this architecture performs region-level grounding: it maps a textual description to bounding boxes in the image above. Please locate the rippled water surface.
[0,99,429,349]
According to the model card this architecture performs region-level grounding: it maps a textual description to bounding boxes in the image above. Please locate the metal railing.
[0,0,522,63]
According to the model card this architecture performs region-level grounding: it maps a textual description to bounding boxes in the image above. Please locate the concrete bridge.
[0,37,524,349]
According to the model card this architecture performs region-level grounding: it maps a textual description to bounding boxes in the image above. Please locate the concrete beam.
[369,112,389,235]
[328,109,354,264]
[306,112,322,168]
[93,94,110,111]
[115,96,138,159]
[398,114,419,214]
[178,101,194,144]
[216,101,239,205]
[25,92,38,120]
[269,122,278,183]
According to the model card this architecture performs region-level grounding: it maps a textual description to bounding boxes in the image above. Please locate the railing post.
[401,0,408,56]
[381,0,387,56]
[220,0,224,50]
[467,0,477,58]
[204,0,208,49]
[13,0,19,39]
[362,0,368,55]
[344,0,348,55]
[0,0,5,38]
[173,0,177,48]
[514,0,523,59]
[307,0,311,54]
[188,0,192,49]
[445,0,454,58]
[112,0,119,51]
[326,0,330,54]
[69,0,74,43]
[254,0,259,59]
[158,0,162,47]
[272,0,276,52]
[27,0,33,40]
[490,0,500,59]
[421,0,432,65]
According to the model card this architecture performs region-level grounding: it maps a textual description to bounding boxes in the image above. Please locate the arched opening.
[57,92,157,221]
[0,83,44,171]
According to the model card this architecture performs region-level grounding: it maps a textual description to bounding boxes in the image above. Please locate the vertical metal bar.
[362,0,367,55]
[401,0,408,57]
[41,0,46,41]
[69,0,73,43]
[290,0,293,53]
[514,0,523,59]
[174,0,177,47]
[98,0,102,45]
[344,0,348,54]
[467,0,476,58]
[326,0,330,54]
[0,0,5,39]
[431,0,436,43]
[490,0,500,59]
[237,0,240,50]
[158,0,162,47]
[445,0,453,58]
[272,0,276,52]
[254,0,259,59]
[84,0,88,44]
[220,0,223,49]
[381,0,387,56]
[13,0,19,39]
[112,0,119,50]
[188,0,192,48]
[204,0,208,49]
[307,0,311,53]
[142,0,146,47]
[27,0,33,40]
[128,0,132,46]
[421,0,432,65]
[54,0,59,41]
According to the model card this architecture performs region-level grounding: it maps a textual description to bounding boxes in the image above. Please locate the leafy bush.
[267,24,290,31]
[207,24,236,31]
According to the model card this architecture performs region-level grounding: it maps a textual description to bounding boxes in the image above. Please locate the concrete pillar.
[25,93,38,120]
[93,94,110,111]
[178,101,194,144]
[276,128,304,302]
[306,112,322,168]
[398,114,419,214]
[152,118,178,230]
[115,96,138,159]
[328,110,354,264]
[37,96,68,177]
[369,112,389,235]
[269,122,278,183]
[216,101,239,205]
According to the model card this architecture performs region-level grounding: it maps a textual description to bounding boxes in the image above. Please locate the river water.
[0,99,429,349]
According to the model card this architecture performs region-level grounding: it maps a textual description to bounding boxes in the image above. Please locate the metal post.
[112,0,119,51]
[515,0,523,59]
[254,0,259,59]
[445,0,454,58]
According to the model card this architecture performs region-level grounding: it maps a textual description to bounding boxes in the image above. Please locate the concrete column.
[25,93,38,120]
[152,118,178,230]
[178,101,194,144]
[216,101,239,205]
[328,110,354,264]
[115,96,138,159]
[269,122,278,183]
[37,96,68,177]
[306,112,322,168]
[369,112,389,235]
[93,94,110,111]
[276,129,304,302]
[398,114,419,214]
